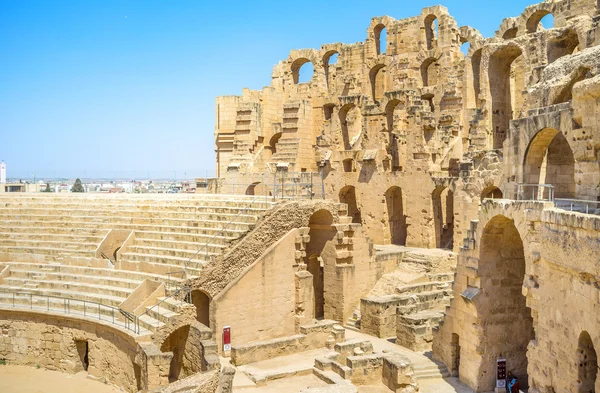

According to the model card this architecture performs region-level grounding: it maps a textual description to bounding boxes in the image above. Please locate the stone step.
[133,238,227,253]
[134,231,239,244]
[123,245,220,260]
[9,269,143,289]
[0,285,126,307]
[396,281,450,295]
[138,313,166,332]
[0,232,106,243]
[3,277,133,298]
[0,240,99,251]
[119,251,208,268]
[0,246,96,257]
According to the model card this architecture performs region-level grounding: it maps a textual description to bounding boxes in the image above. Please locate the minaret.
[0,161,5,184]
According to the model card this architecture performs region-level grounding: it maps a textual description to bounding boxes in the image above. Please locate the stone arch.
[323,50,339,88]
[432,186,454,249]
[421,57,438,87]
[291,58,314,84]
[374,24,387,55]
[384,186,407,245]
[191,289,211,327]
[160,325,191,383]
[489,43,524,149]
[306,209,336,320]
[339,103,362,150]
[323,103,336,121]
[384,99,407,171]
[523,127,575,198]
[246,182,270,196]
[339,186,362,224]
[526,9,553,33]
[577,331,598,392]
[465,49,482,109]
[424,14,438,50]
[547,28,580,64]
[476,215,535,390]
[369,64,386,103]
[503,27,518,39]
[481,185,503,200]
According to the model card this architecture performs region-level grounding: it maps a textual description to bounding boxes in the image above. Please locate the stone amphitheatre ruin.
[1,0,600,392]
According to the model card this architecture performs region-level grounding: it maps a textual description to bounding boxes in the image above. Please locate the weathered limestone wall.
[433,201,600,392]
[0,310,141,392]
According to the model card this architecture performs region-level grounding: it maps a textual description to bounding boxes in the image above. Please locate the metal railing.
[140,284,191,328]
[0,292,140,334]
[505,183,555,202]
[554,198,600,215]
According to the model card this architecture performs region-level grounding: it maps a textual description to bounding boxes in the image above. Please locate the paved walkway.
[225,328,475,393]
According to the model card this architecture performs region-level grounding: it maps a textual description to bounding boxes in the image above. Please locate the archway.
[477,216,534,390]
[577,331,598,392]
[161,325,191,383]
[323,51,339,88]
[489,45,523,149]
[451,333,460,377]
[191,290,211,327]
[291,58,314,84]
[481,186,503,200]
[384,186,407,245]
[527,10,553,33]
[306,209,336,320]
[432,187,454,249]
[374,24,387,55]
[339,186,362,224]
[547,28,579,64]
[523,128,575,198]
[424,15,438,50]
[342,158,355,173]
[385,99,407,171]
[421,58,438,87]
[470,49,482,109]
[246,182,270,196]
[370,65,386,103]
[339,104,362,150]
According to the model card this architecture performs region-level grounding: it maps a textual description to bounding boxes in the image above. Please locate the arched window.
[323,51,339,88]
[421,58,438,87]
[526,10,553,33]
[291,58,314,84]
[374,24,387,55]
[577,331,598,393]
[370,65,386,102]
[481,186,503,200]
[425,15,438,50]
[323,103,335,121]
[339,186,362,224]
[469,49,483,109]
[342,158,355,173]
[503,27,518,39]
[339,104,363,150]
[460,42,469,56]
[432,186,454,249]
[547,29,579,64]
[384,186,407,245]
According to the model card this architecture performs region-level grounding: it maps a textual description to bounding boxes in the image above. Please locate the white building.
[0,161,6,184]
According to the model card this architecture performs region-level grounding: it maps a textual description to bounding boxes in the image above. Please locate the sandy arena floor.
[0,365,122,393]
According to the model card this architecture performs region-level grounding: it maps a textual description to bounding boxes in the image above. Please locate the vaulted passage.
[191,290,211,327]
[489,46,523,149]
[340,186,362,224]
[523,128,575,198]
[432,187,454,249]
[384,186,407,245]
[577,331,598,392]
[477,216,534,390]
[339,104,363,150]
[161,325,191,383]
[306,209,336,320]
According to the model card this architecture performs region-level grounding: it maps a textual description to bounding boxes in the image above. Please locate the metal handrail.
[1,291,140,334]
[140,284,191,328]
[510,183,555,202]
[554,198,600,215]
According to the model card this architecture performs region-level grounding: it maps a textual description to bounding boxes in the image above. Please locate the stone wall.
[0,310,141,392]
[433,200,600,392]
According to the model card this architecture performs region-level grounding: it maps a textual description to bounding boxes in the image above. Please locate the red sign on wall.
[223,326,231,352]
[496,358,507,388]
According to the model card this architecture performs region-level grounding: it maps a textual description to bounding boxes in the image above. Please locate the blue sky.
[1,0,539,180]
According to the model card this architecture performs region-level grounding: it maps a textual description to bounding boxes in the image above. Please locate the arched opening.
[489,45,523,149]
[323,103,335,121]
[422,94,435,113]
[339,186,362,224]
[477,216,534,390]
[161,325,191,383]
[470,50,482,109]
[265,132,282,160]
[291,58,314,84]
[421,58,438,87]
[460,42,469,56]
[246,182,270,196]
[370,65,386,103]
[191,290,211,327]
[324,51,339,88]
[481,186,503,200]
[527,10,553,33]
[523,128,575,198]
[553,67,589,105]
[342,158,355,173]
[374,24,387,55]
[75,340,89,372]
[339,104,362,150]
[425,15,438,50]
[577,331,598,392]
[548,29,579,64]
[306,209,335,320]
[385,99,407,171]
[451,333,460,377]
[432,186,454,249]
[384,186,407,245]
[503,27,518,39]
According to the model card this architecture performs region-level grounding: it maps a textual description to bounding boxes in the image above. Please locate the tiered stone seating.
[0,194,275,276]
[0,194,278,335]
